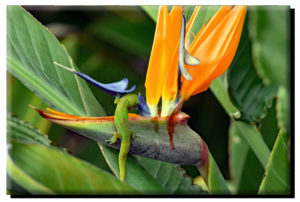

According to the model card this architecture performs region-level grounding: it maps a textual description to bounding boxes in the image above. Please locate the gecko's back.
[114,94,139,141]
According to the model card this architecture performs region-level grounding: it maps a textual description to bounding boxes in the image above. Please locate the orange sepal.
[180,6,247,100]
[162,6,182,103]
[145,6,170,107]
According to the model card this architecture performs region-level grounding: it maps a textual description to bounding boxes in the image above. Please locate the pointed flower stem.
[32,106,208,166]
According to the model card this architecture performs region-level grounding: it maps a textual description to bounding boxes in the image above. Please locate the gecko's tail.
[119,140,130,182]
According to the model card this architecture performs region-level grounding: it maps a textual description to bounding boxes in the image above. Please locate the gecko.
[107,93,139,181]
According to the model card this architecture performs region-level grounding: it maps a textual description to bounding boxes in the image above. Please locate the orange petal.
[189,6,232,53]
[162,6,182,103]
[145,6,169,114]
[180,6,247,99]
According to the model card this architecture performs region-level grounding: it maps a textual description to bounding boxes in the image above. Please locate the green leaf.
[206,153,231,195]
[8,142,139,195]
[276,86,290,132]
[227,18,278,123]
[210,78,241,119]
[248,6,290,87]
[234,121,270,167]
[134,156,204,195]
[7,6,105,117]
[259,98,280,149]
[229,121,264,194]
[259,129,290,195]
[7,114,52,147]
[92,10,154,57]
[7,74,52,134]
[141,6,158,21]
[91,144,168,194]
[188,6,221,44]
[7,115,138,194]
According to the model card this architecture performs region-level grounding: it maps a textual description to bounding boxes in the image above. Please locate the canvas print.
[7,5,292,196]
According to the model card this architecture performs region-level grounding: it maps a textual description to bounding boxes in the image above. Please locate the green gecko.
[107,93,139,181]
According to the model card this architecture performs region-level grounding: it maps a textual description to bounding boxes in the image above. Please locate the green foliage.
[7,74,51,134]
[134,156,204,195]
[7,115,138,195]
[8,143,139,195]
[7,6,104,117]
[227,18,278,123]
[229,122,264,194]
[92,11,154,58]
[234,121,270,167]
[206,153,230,195]
[248,6,289,87]
[259,130,290,195]
[7,114,52,147]
[276,87,290,132]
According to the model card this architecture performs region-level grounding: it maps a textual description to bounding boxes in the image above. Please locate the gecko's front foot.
[105,132,122,144]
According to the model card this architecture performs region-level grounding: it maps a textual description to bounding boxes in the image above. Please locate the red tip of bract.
[167,102,184,150]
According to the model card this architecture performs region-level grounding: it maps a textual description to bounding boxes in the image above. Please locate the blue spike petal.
[137,93,151,117]
[75,72,136,97]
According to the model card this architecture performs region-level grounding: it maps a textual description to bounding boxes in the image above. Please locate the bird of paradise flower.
[33,5,246,189]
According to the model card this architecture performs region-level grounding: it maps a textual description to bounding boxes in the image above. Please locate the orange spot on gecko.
[120,122,124,131]
[123,117,126,124]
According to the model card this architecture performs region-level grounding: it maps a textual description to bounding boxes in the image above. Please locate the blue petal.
[75,72,136,96]
[137,93,151,117]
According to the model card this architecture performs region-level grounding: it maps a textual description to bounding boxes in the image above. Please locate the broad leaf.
[141,6,159,21]
[259,130,290,195]
[276,87,290,132]
[227,17,278,123]
[8,143,139,195]
[259,98,279,149]
[234,121,270,167]
[248,6,289,87]
[92,9,154,58]
[7,114,52,147]
[187,6,221,44]
[7,74,51,134]
[7,6,105,117]
[7,115,138,194]
[134,156,204,195]
[229,121,264,194]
